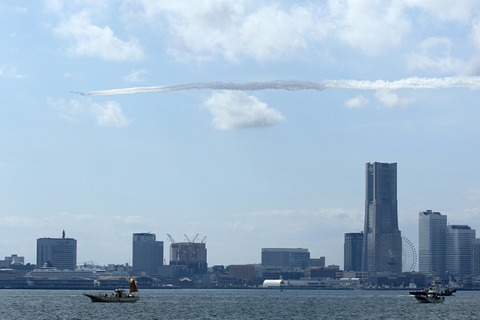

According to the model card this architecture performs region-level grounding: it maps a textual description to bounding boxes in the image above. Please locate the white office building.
[446,225,475,282]
[419,210,447,276]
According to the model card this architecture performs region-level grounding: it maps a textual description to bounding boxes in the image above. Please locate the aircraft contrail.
[74,76,480,96]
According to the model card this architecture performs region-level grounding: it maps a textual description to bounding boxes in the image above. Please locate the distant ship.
[83,279,139,303]
[410,274,454,303]
[411,288,445,303]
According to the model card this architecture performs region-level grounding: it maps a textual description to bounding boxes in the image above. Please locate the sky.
[1,1,480,268]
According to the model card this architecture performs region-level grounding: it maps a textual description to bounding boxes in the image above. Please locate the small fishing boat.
[412,289,445,303]
[410,274,448,303]
[83,279,139,303]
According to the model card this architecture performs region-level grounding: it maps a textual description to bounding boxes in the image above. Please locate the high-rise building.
[472,239,480,277]
[132,233,164,276]
[170,241,208,274]
[446,225,475,282]
[418,210,447,275]
[361,162,402,273]
[36,230,77,270]
[261,248,310,271]
[344,232,363,272]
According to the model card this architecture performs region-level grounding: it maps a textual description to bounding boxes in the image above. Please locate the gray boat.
[412,289,445,303]
[83,279,139,303]
[410,275,447,303]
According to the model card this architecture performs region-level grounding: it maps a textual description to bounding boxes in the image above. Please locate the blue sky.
[1,1,480,268]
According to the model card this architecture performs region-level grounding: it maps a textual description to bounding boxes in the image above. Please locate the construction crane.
[184,233,200,243]
[167,234,175,243]
[192,233,199,243]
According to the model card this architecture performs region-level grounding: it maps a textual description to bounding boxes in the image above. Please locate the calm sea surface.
[0,288,479,320]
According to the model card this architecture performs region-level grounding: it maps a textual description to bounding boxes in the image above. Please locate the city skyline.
[4,205,480,271]
[3,215,480,288]
[1,2,480,267]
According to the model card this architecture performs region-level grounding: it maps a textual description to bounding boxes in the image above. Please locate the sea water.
[0,289,479,320]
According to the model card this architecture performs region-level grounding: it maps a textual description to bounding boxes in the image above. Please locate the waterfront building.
[132,233,164,276]
[228,264,262,282]
[446,225,475,282]
[361,162,402,273]
[418,210,447,276]
[261,248,310,272]
[309,257,326,268]
[169,241,208,274]
[472,239,480,277]
[0,254,25,269]
[344,232,363,272]
[36,230,77,270]
[309,265,340,278]
[4,254,24,265]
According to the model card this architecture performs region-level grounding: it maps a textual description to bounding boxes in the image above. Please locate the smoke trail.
[75,76,480,96]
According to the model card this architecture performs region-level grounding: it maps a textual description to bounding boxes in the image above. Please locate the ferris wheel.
[375,234,417,272]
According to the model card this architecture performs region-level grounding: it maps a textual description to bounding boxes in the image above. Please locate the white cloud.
[53,10,143,61]
[404,0,480,21]
[407,37,465,74]
[50,98,131,128]
[328,0,410,55]
[473,20,480,49]
[91,101,131,127]
[43,0,64,13]
[463,21,480,75]
[0,4,28,14]
[136,0,412,60]
[43,0,480,65]
[125,0,480,63]
[235,5,327,61]
[345,95,369,108]
[123,69,147,83]
[203,91,284,130]
[375,90,411,108]
[464,58,480,76]
[0,65,24,79]
[135,1,327,62]
[50,98,85,123]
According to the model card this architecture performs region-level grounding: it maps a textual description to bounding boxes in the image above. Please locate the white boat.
[83,279,139,303]
[412,289,445,303]
[410,274,449,303]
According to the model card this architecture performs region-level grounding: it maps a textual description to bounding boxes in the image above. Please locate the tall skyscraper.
[36,230,77,270]
[446,225,475,282]
[361,162,402,273]
[344,232,363,272]
[418,210,447,275]
[132,233,164,276]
